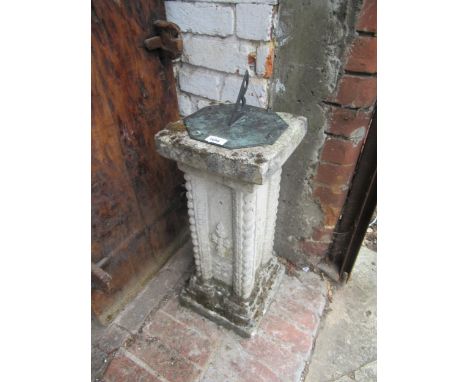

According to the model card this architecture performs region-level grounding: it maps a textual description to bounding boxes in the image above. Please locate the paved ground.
[92,243,329,382]
[305,247,377,382]
[92,243,376,382]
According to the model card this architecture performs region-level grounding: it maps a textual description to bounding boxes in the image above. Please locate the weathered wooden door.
[92,0,186,324]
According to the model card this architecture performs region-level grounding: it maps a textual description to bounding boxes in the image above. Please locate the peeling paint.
[274,79,286,94]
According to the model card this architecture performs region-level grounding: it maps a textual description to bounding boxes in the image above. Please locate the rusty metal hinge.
[144,20,183,60]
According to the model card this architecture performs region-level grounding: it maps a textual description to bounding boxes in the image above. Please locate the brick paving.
[93,245,328,382]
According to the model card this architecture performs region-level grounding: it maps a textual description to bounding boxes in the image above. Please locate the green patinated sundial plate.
[184,104,288,149]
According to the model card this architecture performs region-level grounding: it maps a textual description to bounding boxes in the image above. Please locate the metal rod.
[228,71,249,126]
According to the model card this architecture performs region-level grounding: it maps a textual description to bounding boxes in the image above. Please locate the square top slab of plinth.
[155,112,307,185]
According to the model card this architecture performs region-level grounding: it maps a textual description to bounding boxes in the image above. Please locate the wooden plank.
[91,0,186,323]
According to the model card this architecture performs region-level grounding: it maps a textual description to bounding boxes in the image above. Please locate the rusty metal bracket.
[144,20,183,60]
[91,257,112,292]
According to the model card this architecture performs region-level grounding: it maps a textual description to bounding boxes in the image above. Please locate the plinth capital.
[155,113,307,185]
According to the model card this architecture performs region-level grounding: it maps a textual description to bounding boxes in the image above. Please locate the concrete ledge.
[155,113,307,185]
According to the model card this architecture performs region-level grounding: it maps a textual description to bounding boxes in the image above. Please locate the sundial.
[155,84,307,337]
[184,71,288,149]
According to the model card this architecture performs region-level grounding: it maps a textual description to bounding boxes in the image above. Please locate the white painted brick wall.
[177,91,195,117]
[236,4,274,41]
[179,65,225,100]
[165,0,278,118]
[182,35,256,74]
[177,90,215,117]
[194,96,213,110]
[187,0,278,4]
[256,42,273,77]
[166,2,234,37]
[222,74,269,108]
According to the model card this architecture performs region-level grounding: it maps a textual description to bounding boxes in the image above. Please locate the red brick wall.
[303,0,377,266]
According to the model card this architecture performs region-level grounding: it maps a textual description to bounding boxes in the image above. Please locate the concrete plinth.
[155,112,307,337]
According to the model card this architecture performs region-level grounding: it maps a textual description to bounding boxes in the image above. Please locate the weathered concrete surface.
[180,257,284,338]
[305,246,377,381]
[155,113,307,185]
[271,0,362,267]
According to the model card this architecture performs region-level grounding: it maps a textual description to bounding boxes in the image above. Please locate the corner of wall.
[271,0,376,271]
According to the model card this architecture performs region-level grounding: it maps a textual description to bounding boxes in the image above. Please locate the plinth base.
[180,257,284,338]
